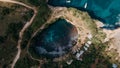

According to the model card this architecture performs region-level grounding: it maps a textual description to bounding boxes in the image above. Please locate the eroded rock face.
[33,19,78,58]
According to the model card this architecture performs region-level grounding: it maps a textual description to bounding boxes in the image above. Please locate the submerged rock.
[32,19,78,58]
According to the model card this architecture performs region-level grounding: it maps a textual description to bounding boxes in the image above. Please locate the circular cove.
[30,18,78,59]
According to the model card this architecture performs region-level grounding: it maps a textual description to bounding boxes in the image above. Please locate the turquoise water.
[48,0,120,29]
[33,19,78,58]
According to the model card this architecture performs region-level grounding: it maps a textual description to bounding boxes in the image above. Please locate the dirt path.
[0,0,37,68]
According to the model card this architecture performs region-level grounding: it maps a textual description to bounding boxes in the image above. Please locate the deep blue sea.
[48,0,120,29]
[33,19,78,58]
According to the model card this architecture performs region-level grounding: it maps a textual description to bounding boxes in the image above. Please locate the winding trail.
[0,0,37,68]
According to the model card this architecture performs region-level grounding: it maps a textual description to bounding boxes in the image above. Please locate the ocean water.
[33,19,78,58]
[48,0,120,29]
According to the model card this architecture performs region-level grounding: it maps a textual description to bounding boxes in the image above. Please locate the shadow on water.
[29,18,78,59]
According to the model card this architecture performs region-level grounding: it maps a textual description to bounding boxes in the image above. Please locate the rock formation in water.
[32,19,78,58]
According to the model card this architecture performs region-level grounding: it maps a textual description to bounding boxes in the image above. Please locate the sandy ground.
[95,20,120,57]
